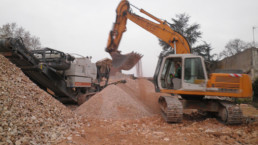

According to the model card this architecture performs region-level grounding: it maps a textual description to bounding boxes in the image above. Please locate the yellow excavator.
[107,0,253,124]
[105,0,190,70]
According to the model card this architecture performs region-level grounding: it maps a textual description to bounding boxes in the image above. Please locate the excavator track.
[158,96,183,123]
[218,101,243,125]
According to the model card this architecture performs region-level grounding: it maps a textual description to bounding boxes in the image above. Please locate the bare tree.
[219,39,252,59]
[0,22,41,50]
[0,23,16,37]
[30,36,41,50]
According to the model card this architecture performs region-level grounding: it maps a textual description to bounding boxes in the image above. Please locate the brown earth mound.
[75,84,152,120]
[0,55,81,144]
[117,78,167,114]
[75,78,168,120]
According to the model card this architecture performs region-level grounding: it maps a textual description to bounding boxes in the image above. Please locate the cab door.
[153,54,182,92]
[182,57,207,91]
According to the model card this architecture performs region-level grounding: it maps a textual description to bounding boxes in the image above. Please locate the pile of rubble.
[75,78,165,120]
[0,55,82,144]
[116,78,165,114]
[75,84,153,120]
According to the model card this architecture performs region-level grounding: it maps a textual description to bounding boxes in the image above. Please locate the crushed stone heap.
[76,84,152,120]
[75,78,166,120]
[0,54,82,145]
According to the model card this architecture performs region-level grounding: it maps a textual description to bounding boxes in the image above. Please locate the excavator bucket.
[110,51,142,70]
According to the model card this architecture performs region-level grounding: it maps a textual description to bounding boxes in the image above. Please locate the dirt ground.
[59,113,258,145]
[61,77,258,145]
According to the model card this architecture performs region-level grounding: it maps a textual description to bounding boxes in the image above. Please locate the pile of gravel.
[75,78,164,120]
[0,54,82,144]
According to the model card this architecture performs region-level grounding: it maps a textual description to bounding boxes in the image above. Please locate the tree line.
[0,16,255,60]
[159,13,255,62]
[0,23,41,50]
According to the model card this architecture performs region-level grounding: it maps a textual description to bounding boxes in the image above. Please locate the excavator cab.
[154,52,208,93]
[154,52,252,124]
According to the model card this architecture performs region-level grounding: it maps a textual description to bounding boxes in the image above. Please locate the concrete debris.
[0,54,82,144]
[75,78,166,120]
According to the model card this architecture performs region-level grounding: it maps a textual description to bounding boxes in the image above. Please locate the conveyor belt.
[0,37,78,102]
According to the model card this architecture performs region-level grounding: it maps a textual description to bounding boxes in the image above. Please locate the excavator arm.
[126,7,191,54]
[106,0,191,70]
[106,0,143,71]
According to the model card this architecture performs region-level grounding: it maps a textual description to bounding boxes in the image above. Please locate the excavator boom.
[106,0,191,70]
[106,0,142,70]
[126,7,191,54]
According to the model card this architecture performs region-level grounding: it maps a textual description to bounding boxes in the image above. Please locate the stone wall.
[217,48,258,81]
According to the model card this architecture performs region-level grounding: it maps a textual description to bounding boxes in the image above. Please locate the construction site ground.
[60,79,258,145]
[59,114,258,145]
[1,54,258,145]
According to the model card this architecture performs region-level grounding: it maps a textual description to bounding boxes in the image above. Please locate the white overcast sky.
[0,0,258,76]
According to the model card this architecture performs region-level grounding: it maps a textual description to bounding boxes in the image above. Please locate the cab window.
[184,58,205,84]
[160,58,182,89]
